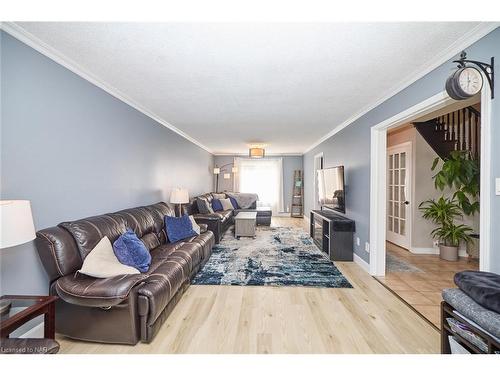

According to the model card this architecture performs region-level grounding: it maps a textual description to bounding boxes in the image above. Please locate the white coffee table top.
[235,212,257,220]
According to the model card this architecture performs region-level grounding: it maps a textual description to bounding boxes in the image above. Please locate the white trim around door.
[313,152,324,210]
[386,141,413,250]
[369,89,492,276]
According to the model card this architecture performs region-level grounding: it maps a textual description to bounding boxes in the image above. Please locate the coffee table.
[234,211,257,239]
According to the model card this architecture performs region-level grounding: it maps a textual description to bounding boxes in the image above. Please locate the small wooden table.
[234,212,257,239]
[0,295,57,339]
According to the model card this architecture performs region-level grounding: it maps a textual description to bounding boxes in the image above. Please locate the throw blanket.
[442,288,500,339]
[454,271,500,314]
[226,192,259,209]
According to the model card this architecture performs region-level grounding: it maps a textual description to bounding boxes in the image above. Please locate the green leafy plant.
[419,196,462,225]
[431,150,479,216]
[419,196,474,248]
[430,223,474,248]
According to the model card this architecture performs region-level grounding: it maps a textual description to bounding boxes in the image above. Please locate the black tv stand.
[310,208,354,261]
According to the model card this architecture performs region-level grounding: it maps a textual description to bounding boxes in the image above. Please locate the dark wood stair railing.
[414,106,480,161]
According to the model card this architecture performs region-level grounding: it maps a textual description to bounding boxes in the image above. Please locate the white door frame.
[369,89,491,276]
[313,152,324,210]
[386,141,413,250]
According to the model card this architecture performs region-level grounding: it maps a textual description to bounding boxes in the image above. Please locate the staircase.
[414,106,481,160]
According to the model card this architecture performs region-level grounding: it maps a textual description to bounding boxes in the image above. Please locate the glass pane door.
[387,145,411,249]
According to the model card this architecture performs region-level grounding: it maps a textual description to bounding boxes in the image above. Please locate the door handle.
[404,201,410,205]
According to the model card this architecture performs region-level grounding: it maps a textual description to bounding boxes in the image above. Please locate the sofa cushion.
[55,272,147,307]
[189,216,201,234]
[145,202,176,245]
[228,196,240,209]
[113,229,152,273]
[164,215,197,243]
[220,198,235,211]
[182,231,215,261]
[211,199,223,212]
[61,214,127,259]
[78,236,140,278]
[150,242,185,262]
[196,197,214,214]
[138,258,189,325]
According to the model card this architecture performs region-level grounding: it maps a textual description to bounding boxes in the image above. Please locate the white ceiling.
[10,22,491,154]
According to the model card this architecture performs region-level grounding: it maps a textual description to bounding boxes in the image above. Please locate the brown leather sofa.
[184,192,272,243]
[35,202,214,345]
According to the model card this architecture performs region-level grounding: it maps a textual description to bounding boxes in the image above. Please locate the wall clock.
[446,66,483,100]
[445,51,495,100]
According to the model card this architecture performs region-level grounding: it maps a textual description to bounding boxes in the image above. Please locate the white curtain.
[233,157,284,213]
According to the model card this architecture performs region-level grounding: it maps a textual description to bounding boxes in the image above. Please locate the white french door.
[386,143,412,249]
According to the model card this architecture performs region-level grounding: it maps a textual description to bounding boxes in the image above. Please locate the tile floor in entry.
[376,241,479,328]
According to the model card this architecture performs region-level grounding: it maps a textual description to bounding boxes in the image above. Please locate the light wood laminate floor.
[57,217,439,354]
[377,241,478,327]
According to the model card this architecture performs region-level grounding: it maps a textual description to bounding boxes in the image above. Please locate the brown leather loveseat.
[35,202,214,345]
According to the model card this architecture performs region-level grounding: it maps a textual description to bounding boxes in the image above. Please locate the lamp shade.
[249,147,265,158]
[213,167,220,175]
[0,200,36,249]
[170,188,189,204]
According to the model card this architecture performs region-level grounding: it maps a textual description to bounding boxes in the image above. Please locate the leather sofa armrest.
[55,273,147,308]
[199,223,208,233]
[193,213,220,222]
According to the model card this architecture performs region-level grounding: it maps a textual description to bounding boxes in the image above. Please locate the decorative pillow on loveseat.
[196,197,214,214]
[113,229,151,272]
[79,236,140,278]
[211,199,223,212]
[220,198,235,211]
[165,214,198,243]
[228,196,240,209]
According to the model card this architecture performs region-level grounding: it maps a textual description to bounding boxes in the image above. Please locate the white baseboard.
[410,247,468,258]
[19,322,44,338]
[354,253,370,274]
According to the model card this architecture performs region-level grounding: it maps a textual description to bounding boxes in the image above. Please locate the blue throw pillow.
[229,196,239,209]
[113,229,151,273]
[165,214,198,243]
[211,199,223,212]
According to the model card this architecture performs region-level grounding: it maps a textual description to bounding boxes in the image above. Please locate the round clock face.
[458,67,483,96]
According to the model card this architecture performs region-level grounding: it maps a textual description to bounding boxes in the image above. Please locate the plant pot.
[439,244,458,261]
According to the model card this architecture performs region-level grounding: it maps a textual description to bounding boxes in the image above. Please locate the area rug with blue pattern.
[192,226,352,288]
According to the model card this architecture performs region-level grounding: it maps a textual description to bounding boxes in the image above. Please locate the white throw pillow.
[220,198,235,211]
[212,193,226,200]
[78,236,140,278]
[189,215,201,234]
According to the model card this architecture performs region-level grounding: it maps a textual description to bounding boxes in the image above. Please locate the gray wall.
[0,31,214,296]
[213,155,303,213]
[304,27,500,270]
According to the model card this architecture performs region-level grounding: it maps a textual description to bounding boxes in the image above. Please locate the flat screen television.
[317,166,345,213]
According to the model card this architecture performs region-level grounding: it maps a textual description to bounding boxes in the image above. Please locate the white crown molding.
[213,152,303,157]
[303,22,500,154]
[0,22,214,154]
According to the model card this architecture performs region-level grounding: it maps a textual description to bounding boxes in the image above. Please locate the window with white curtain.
[234,157,284,213]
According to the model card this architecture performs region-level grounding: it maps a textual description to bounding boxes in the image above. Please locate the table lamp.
[0,200,36,314]
[170,188,189,217]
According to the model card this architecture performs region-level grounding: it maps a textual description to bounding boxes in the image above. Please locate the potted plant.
[419,197,473,261]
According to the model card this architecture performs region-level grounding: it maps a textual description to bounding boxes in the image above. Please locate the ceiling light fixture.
[249,147,265,158]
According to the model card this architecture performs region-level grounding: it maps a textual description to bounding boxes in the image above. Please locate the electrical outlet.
[365,242,370,253]
[496,178,500,195]
[356,237,360,246]
[433,240,439,247]
[287,205,290,212]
